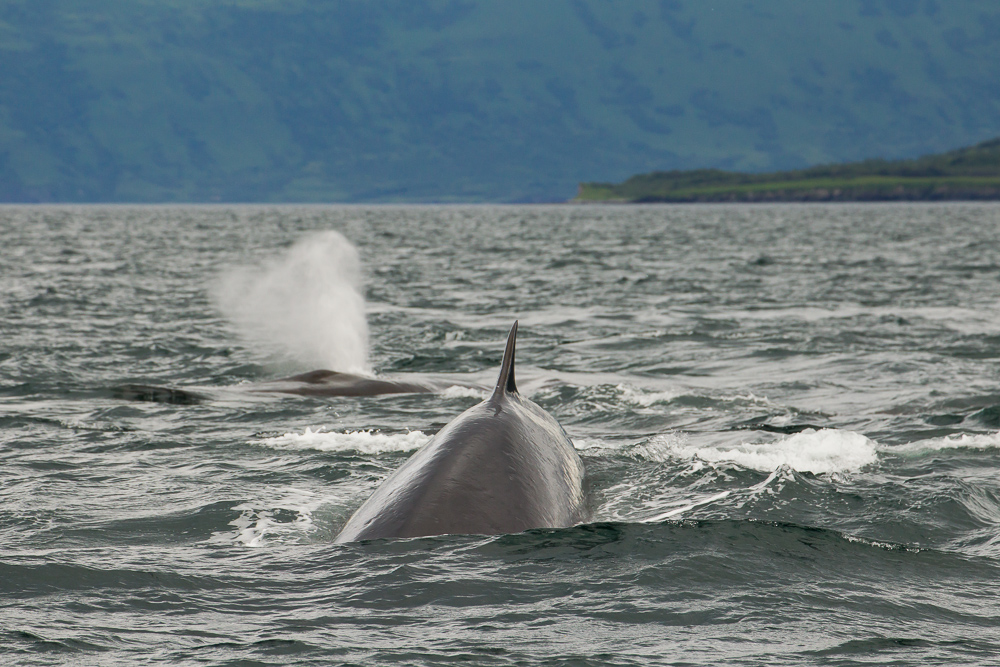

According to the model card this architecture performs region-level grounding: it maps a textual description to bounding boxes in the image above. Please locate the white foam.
[212,230,370,374]
[616,383,680,407]
[844,533,916,552]
[642,489,733,523]
[628,432,687,463]
[646,428,878,474]
[571,437,624,454]
[259,427,430,454]
[228,487,327,547]
[440,385,489,400]
[890,431,1000,455]
[719,391,779,407]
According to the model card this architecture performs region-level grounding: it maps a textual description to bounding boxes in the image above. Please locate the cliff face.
[2,0,1000,202]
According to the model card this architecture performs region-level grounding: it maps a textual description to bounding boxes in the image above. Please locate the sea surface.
[3,203,1000,666]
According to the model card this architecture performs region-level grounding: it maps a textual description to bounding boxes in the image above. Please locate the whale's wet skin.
[335,322,588,542]
[4,204,1000,665]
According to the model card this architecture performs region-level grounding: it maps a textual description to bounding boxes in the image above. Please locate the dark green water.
[3,204,1000,665]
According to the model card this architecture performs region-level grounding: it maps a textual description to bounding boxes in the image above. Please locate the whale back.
[335,322,587,542]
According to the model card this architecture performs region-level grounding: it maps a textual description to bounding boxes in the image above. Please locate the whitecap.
[571,437,625,454]
[644,428,878,474]
[615,383,680,407]
[440,385,489,400]
[259,427,430,454]
[889,431,1000,455]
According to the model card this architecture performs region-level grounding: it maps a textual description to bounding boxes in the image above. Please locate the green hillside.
[577,138,1000,202]
[1,1,1000,202]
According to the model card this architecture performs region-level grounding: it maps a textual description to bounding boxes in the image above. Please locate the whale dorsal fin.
[491,321,518,399]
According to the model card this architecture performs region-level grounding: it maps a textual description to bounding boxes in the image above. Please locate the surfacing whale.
[113,370,484,404]
[335,321,588,543]
[246,369,480,397]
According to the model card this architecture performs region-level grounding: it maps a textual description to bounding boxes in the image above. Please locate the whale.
[246,369,482,397]
[112,370,485,404]
[335,321,588,543]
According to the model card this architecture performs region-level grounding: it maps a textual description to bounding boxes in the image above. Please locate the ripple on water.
[4,204,1000,665]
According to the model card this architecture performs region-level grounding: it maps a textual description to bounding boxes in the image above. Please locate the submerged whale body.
[335,322,588,543]
[246,369,475,397]
[113,369,484,404]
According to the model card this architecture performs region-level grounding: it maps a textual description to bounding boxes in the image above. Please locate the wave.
[258,427,430,454]
[889,431,1000,455]
[633,428,878,474]
[257,422,1000,481]
[715,304,1000,335]
[439,385,489,400]
[261,425,879,475]
[459,518,932,563]
[227,486,330,547]
[614,383,681,407]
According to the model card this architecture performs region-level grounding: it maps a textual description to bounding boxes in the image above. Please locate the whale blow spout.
[335,321,588,543]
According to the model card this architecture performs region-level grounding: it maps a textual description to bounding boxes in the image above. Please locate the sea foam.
[259,427,430,454]
[440,385,489,400]
[644,428,878,474]
[615,383,681,407]
[228,486,328,547]
[890,431,1000,455]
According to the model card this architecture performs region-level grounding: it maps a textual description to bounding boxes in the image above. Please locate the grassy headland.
[576,138,1000,203]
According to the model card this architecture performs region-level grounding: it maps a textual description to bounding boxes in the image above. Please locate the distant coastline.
[575,137,1000,203]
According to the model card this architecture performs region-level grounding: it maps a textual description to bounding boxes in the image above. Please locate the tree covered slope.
[577,137,1000,202]
[2,0,1000,202]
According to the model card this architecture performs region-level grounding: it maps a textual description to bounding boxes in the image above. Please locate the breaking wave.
[635,428,878,474]
[259,427,430,454]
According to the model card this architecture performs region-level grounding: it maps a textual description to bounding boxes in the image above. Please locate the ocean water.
[3,203,1000,666]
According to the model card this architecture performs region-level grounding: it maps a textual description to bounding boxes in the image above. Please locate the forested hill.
[577,137,1000,202]
[2,1,1000,203]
